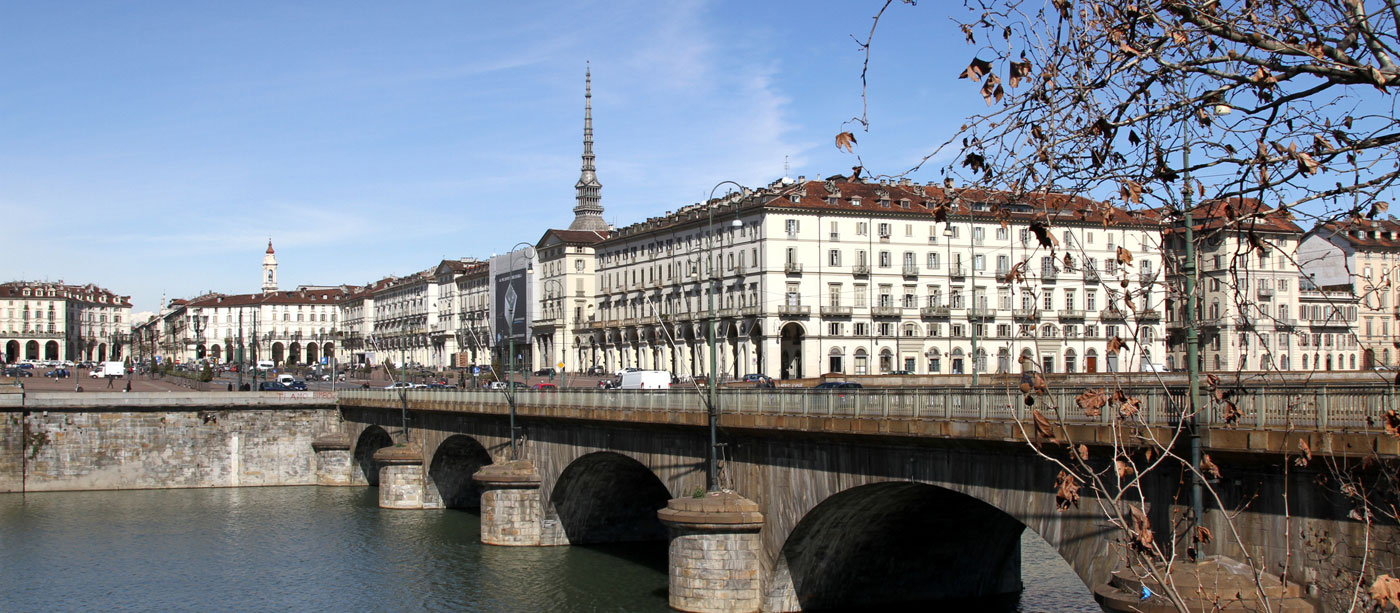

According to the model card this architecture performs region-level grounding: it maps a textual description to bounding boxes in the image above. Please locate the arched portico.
[779,322,806,379]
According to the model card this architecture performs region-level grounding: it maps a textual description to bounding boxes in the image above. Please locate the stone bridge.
[323,385,1398,611]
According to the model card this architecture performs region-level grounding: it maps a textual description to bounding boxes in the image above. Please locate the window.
[829,249,841,266]
[879,251,892,268]
[785,219,800,236]
[928,252,940,269]
[974,254,985,271]
[973,227,985,243]
[856,222,869,236]
[829,284,842,307]
[854,284,868,307]
[1086,291,1097,311]
[854,322,869,336]
[878,322,893,336]
[996,255,1009,275]
[878,223,891,238]
[996,227,1008,241]
[828,322,843,335]
[928,323,941,337]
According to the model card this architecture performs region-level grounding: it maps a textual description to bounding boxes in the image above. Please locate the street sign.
[321,357,328,365]
[557,362,564,369]
[155,356,161,364]
[472,367,480,375]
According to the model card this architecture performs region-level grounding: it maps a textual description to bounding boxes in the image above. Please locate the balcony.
[1101,309,1127,321]
[1140,269,1159,284]
[830,233,840,242]
[622,317,641,327]
[1274,316,1297,328]
[1139,309,1161,320]
[1083,269,1102,283]
[785,263,804,275]
[821,306,853,317]
[717,308,739,318]
[921,306,951,318]
[1012,308,1040,320]
[902,265,919,277]
[871,306,902,317]
[1257,287,1276,300]
[852,264,871,276]
[1040,268,1059,281]
[967,307,997,319]
[950,265,966,279]
[1058,309,1086,319]
[674,313,694,322]
[778,304,811,317]
[740,306,762,317]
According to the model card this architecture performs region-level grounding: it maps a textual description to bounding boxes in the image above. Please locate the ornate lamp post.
[502,242,536,459]
[703,180,748,492]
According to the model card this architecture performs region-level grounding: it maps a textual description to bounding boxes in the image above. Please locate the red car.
[531,383,557,391]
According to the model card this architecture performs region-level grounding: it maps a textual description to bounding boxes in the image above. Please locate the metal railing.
[337,384,1399,432]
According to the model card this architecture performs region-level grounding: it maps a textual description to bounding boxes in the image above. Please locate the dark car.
[533,368,556,377]
[425,383,458,390]
[4,367,33,378]
[17,363,34,370]
[44,368,70,378]
[585,366,607,376]
[889,370,913,375]
[286,380,308,391]
[814,381,863,390]
[257,381,291,391]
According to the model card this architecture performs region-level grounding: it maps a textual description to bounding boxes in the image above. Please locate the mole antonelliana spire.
[568,63,608,231]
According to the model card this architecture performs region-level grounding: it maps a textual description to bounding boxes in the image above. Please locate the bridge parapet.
[13,391,335,410]
[338,386,1400,454]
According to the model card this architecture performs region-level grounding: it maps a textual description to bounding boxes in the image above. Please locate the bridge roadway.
[324,384,1395,611]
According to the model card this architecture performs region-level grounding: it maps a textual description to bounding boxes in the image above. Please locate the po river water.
[0,486,1101,612]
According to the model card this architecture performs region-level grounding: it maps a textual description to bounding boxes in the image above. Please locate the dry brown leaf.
[1029,221,1055,248]
[1001,261,1025,284]
[1077,444,1089,461]
[1296,438,1312,467]
[1032,373,1049,395]
[1385,410,1400,438]
[1127,504,1154,551]
[1115,245,1134,267]
[835,132,857,153]
[1194,525,1213,545]
[1107,336,1125,354]
[1201,454,1222,479]
[1372,575,1400,608]
[1115,458,1134,479]
[959,57,993,82]
[1033,409,1055,441]
[1222,400,1242,425]
[1118,394,1142,419]
[1076,388,1108,416]
[1055,470,1080,511]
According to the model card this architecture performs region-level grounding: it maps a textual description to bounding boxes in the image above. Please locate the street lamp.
[503,242,536,460]
[703,180,749,492]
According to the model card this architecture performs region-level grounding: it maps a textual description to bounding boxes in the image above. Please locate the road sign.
[472,367,480,375]
[155,356,161,364]
[557,362,564,369]
[321,357,328,365]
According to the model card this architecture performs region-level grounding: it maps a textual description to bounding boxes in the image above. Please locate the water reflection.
[0,487,1097,612]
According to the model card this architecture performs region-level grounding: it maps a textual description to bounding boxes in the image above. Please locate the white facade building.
[585,177,1168,380]
[1,281,133,363]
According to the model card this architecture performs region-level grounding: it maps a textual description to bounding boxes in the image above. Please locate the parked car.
[44,368,70,378]
[889,370,913,375]
[531,382,557,391]
[585,366,607,376]
[425,383,458,390]
[533,368,556,377]
[286,380,307,391]
[4,367,33,377]
[17,363,34,370]
[742,373,770,382]
[257,381,291,391]
[383,382,414,390]
[814,381,863,390]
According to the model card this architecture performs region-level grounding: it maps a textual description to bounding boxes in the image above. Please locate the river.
[0,486,1100,611]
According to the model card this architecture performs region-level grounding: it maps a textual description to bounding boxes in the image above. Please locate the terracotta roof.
[183,288,347,308]
[1318,218,1400,250]
[1158,198,1304,236]
[599,177,1161,245]
[538,228,611,247]
[0,281,133,307]
[266,239,275,254]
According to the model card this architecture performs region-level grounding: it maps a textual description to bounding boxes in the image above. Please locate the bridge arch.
[427,434,492,509]
[352,426,394,486]
[550,451,670,545]
[764,481,1034,611]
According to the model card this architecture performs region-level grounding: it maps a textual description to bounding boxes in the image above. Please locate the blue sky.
[0,1,982,314]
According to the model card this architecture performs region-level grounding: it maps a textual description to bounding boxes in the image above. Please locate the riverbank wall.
[0,391,340,493]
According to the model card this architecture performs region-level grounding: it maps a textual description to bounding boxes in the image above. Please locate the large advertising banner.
[495,269,529,346]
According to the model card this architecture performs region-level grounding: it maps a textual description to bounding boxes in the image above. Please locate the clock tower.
[262,239,278,293]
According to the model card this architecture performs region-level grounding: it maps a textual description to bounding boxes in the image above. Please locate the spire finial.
[570,63,607,231]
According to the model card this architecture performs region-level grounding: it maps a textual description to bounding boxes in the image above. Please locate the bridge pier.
[658,493,765,613]
[311,433,353,486]
[372,444,427,509]
[473,460,544,546]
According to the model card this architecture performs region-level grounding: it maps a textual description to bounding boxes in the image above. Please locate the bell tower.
[262,239,278,293]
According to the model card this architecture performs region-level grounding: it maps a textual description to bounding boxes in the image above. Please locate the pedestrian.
[107,375,114,389]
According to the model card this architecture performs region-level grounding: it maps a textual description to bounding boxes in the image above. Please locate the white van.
[276,374,296,386]
[256,360,275,373]
[618,370,673,390]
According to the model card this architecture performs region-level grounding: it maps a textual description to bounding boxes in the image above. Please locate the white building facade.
[585,177,1169,380]
[1,281,133,363]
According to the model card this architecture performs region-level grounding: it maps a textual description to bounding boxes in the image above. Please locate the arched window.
[902,322,919,337]
[854,348,868,375]
[1064,349,1077,373]
[951,348,966,374]
[879,348,894,373]
[1350,354,1357,370]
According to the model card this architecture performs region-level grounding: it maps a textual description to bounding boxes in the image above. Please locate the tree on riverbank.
[845,1,1400,610]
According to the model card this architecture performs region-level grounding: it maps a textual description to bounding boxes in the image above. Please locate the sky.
[0,1,987,314]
